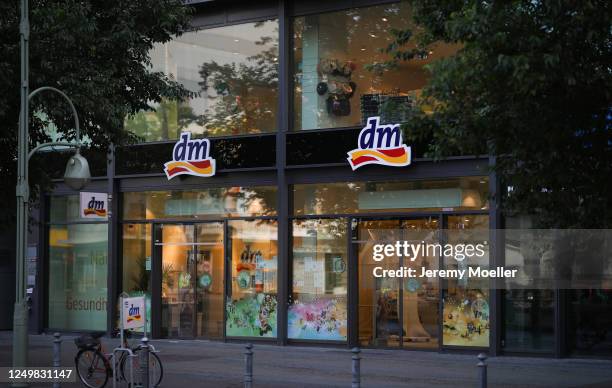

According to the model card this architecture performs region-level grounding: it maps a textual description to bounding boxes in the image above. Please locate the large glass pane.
[157,223,225,339]
[124,20,279,141]
[358,220,402,347]
[501,214,554,352]
[503,289,554,352]
[568,289,612,357]
[294,178,488,216]
[227,220,278,338]
[401,218,439,349]
[442,215,490,347]
[123,186,277,220]
[195,223,224,339]
[122,223,152,333]
[357,218,439,349]
[289,219,348,341]
[48,224,108,330]
[160,224,195,337]
[293,2,459,130]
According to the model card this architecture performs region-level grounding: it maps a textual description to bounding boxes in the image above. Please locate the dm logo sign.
[121,296,146,330]
[126,304,141,323]
[164,132,216,179]
[80,192,108,219]
[347,116,411,170]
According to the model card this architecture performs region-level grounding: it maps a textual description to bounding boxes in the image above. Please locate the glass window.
[568,289,612,357]
[226,220,278,338]
[122,223,152,333]
[123,186,277,220]
[289,219,348,341]
[293,2,459,130]
[442,215,490,347]
[293,177,488,215]
[48,223,108,330]
[124,20,279,141]
[501,214,555,353]
[357,218,439,349]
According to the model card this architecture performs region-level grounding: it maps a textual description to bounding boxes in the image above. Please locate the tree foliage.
[386,0,611,227]
[0,0,192,226]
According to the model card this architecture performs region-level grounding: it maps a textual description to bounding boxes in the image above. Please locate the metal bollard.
[244,343,253,388]
[53,333,61,388]
[477,353,487,388]
[140,336,150,388]
[351,347,361,388]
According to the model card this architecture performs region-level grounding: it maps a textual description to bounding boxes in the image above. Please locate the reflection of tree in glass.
[131,257,150,292]
[125,99,199,142]
[198,22,278,136]
[308,183,361,215]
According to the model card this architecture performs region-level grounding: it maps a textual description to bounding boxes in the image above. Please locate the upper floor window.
[125,20,279,142]
[292,2,458,131]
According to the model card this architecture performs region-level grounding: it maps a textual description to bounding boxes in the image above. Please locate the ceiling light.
[381,17,388,22]
[234,39,240,42]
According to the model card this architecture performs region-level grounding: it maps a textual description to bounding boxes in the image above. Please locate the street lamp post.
[13,0,91,383]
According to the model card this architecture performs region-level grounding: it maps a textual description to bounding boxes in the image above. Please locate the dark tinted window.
[32,147,108,179]
[116,134,276,175]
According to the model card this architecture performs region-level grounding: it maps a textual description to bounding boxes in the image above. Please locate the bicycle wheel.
[120,349,163,387]
[75,348,110,388]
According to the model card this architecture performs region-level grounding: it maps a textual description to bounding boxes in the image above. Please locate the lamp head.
[63,149,91,190]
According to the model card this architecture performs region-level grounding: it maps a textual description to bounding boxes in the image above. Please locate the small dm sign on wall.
[80,192,108,219]
[347,116,412,170]
[164,132,216,179]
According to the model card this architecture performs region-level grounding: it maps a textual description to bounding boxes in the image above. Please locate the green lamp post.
[13,0,91,384]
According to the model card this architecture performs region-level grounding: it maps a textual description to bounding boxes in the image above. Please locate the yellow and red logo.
[83,208,107,217]
[347,117,411,170]
[82,195,107,218]
[164,132,216,179]
[126,304,141,323]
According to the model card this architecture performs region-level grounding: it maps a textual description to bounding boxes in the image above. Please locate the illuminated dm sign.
[164,132,216,179]
[347,116,411,170]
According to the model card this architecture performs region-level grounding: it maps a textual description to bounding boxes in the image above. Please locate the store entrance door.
[355,217,440,349]
[154,222,225,339]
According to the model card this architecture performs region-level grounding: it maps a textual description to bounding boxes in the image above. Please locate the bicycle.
[74,329,163,388]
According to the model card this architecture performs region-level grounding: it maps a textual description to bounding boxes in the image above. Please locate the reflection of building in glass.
[125,20,279,140]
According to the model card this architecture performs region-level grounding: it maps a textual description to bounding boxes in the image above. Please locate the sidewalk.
[1,331,611,387]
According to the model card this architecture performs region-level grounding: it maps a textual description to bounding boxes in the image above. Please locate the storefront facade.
[31,0,611,359]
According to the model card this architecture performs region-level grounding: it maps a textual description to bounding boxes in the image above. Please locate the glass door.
[195,223,224,339]
[154,222,224,339]
[357,219,402,347]
[355,217,439,349]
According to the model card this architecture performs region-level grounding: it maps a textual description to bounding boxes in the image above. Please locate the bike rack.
[114,292,161,388]
[112,346,135,388]
[114,292,136,388]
